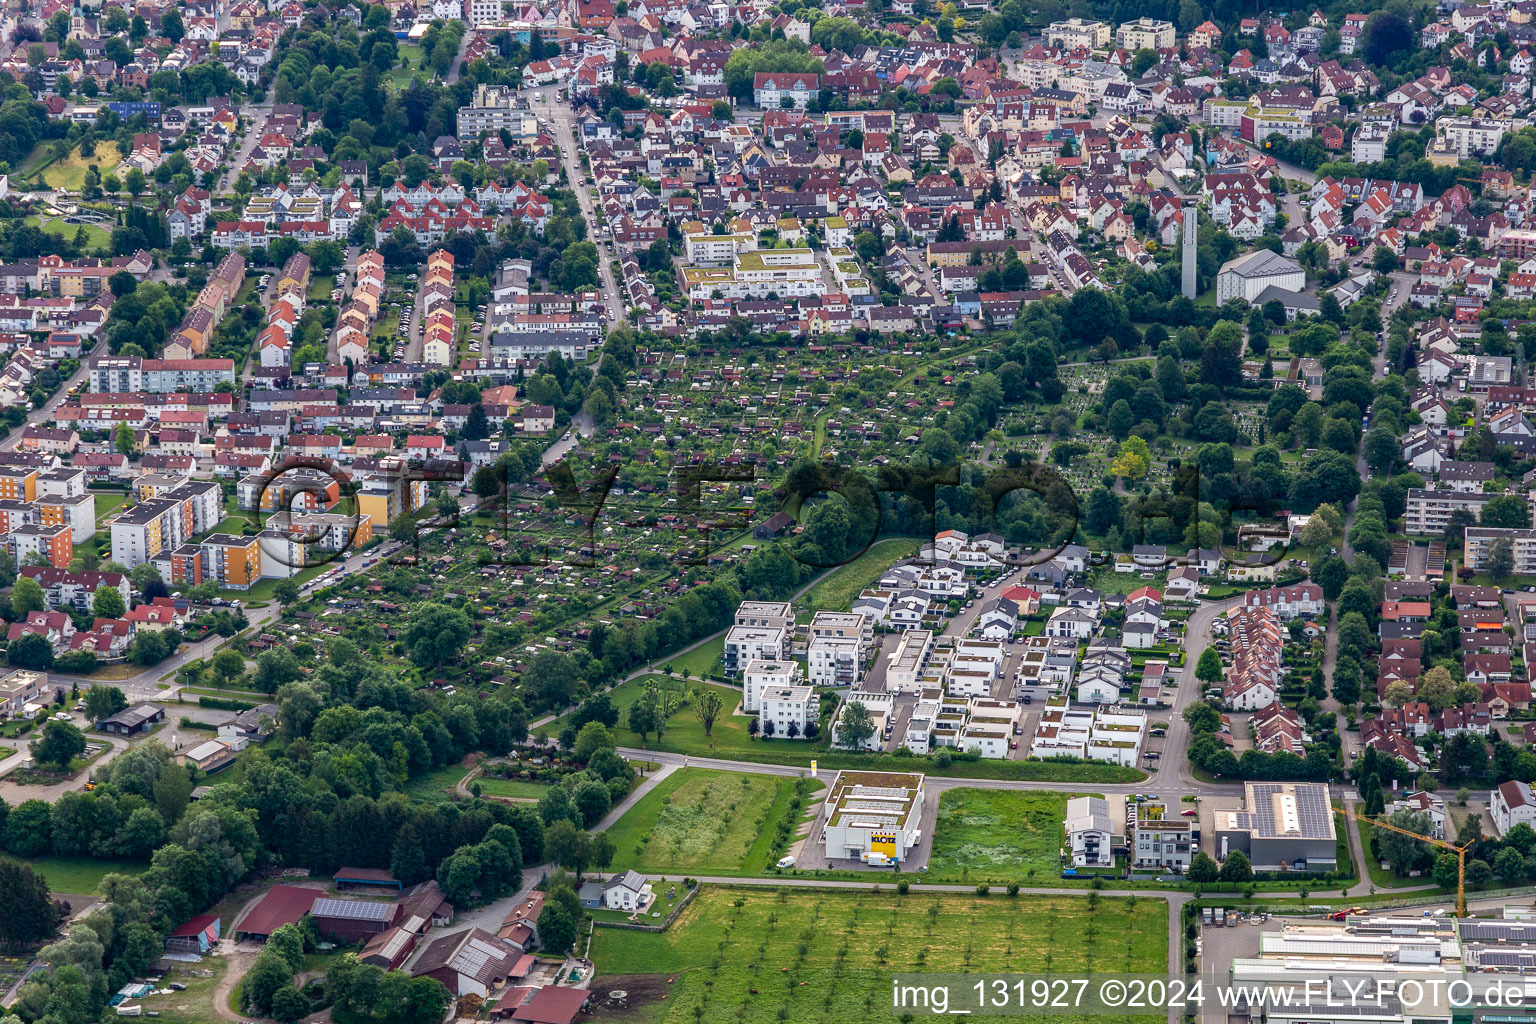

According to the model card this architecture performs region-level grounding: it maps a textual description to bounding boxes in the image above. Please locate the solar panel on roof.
[1476,951,1536,967]
[312,898,394,922]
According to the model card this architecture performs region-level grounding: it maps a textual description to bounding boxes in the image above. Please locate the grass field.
[587,886,1167,1024]
[604,768,815,876]
[474,775,551,799]
[799,537,917,615]
[928,789,1083,883]
[404,762,473,802]
[663,637,725,680]
[25,214,112,248]
[1,854,148,894]
[21,140,124,190]
[540,677,1145,783]
[1355,819,1429,889]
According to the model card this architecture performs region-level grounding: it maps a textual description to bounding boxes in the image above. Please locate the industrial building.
[1212,781,1337,872]
[818,770,925,863]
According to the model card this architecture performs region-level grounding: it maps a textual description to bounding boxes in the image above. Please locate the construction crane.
[1339,804,1476,917]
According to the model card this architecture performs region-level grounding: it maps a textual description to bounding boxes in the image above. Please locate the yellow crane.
[1339,804,1476,917]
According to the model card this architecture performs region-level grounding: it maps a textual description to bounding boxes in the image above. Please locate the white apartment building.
[722,624,789,675]
[742,659,799,714]
[682,231,752,266]
[1044,17,1110,48]
[1115,17,1175,49]
[1129,801,1193,871]
[735,600,795,630]
[1437,117,1511,159]
[759,685,817,738]
[831,690,894,750]
[682,249,823,301]
[886,629,934,692]
[959,697,1021,758]
[807,635,863,687]
[1030,700,1147,767]
[1405,489,1501,535]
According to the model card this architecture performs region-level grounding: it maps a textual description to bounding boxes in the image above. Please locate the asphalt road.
[526,91,627,325]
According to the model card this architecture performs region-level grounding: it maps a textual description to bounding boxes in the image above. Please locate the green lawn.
[1,854,148,894]
[587,886,1167,1024]
[542,677,1145,784]
[25,215,112,248]
[474,776,551,799]
[604,768,814,876]
[93,491,128,520]
[662,637,725,680]
[21,140,125,190]
[799,537,917,616]
[928,789,1086,884]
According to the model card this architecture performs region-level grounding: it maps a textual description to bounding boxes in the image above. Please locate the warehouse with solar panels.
[818,770,925,863]
[310,897,396,943]
[1212,781,1337,873]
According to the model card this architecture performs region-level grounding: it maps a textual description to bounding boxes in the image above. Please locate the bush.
[896,880,909,895]
[975,884,989,896]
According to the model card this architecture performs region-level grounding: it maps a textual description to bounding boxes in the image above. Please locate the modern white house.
[1494,781,1536,835]
[1065,795,1118,868]
[807,635,863,688]
[723,625,790,676]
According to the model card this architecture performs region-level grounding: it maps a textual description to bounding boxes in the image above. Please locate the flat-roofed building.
[819,770,925,863]
[723,624,789,676]
[742,658,799,713]
[887,628,935,692]
[1212,781,1337,872]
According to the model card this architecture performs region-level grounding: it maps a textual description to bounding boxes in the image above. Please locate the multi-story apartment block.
[457,84,542,141]
[759,684,817,738]
[723,625,790,676]
[91,357,236,393]
[742,659,800,713]
[1466,527,1536,575]
[109,481,222,568]
[1129,801,1193,872]
[1405,488,1503,534]
[735,601,794,631]
[807,635,863,688]
[1115,17,1175,49]
[1044,18,1110,48]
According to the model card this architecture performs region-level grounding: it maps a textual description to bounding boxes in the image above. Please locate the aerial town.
[3,0,1536,1020]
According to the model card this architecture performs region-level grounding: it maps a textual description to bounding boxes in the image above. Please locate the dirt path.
[210,947,257,1023]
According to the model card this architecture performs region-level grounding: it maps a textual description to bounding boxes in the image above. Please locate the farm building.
[311,897,395,943]
[409,926,524,997]
[233,885,320,941]
[359,925,419,970]
[394,879,454,933]
[164,914,220,954]
[333,867,401,891]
